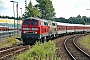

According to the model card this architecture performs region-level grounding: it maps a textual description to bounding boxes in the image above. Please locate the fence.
[0,30,21,40]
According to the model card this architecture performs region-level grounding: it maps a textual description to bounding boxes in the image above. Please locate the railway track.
[0,44,29,60]
[64,34,90,60]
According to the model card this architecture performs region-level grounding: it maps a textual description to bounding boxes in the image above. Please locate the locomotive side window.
[32,20,38,25]
[40,21,44,25]
[52,23,55,26]
[40,21,48,26]
[24,20,30,25]
[44,22,48,26]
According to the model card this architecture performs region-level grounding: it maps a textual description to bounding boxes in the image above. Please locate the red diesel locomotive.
[21,17,50,44]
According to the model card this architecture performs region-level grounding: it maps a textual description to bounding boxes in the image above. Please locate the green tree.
[68,17,74,23]
[54,17,68,23]
[76,15,85,24]
[35,0,55,20]
[82,16,88,24]
[23,1,41,19]
[87,17,90,23]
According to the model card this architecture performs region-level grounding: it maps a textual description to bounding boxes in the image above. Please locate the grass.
[16,41,61,60]
[79,35,90,49]
[0,36,22,48]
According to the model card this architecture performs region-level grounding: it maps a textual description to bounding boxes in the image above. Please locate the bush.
[7,36,17,45]
[7,36,22,46]
[16,41,59,60]
[0,36,22,48]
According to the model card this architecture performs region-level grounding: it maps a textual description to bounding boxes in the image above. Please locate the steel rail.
[64,35,90,60]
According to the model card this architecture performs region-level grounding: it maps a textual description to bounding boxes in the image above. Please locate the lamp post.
[20,8,22,18]
[10,1,15,36]
[16,2,18,36]
[10,1,18,36]
[19,8,22,35]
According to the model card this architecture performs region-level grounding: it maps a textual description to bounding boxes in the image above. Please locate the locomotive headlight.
[23,31,25,33]
[35,32,37,34]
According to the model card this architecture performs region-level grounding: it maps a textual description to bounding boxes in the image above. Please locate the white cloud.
[52,0,90,18]
[0,0,12,9]
[0,4,2,6]
[0,0,90,18]
[0,0,13,17]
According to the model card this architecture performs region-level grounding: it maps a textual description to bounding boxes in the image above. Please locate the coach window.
[0,23,2,26]
[58,26,60,30]
[32,20,38,25]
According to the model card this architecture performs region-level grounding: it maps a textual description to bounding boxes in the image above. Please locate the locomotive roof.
[26,17,49,22]
[84,25,90,27]
[56,22,84,26]
[48,20,56,23]
[66,23,84,26]
[56,22,67,25]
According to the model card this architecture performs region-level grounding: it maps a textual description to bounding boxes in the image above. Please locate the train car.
[0,18,22,31]
[48,21,57,38]
[66,23,75,34]
[0,26,8,31]
[0,26,9,33]
[0,18,22,38]
[74,24,84,33]
[0,25,9,39]
[66,24,84,34]
[84,25,90,33]
[21,17,50,44]
[56,22,67,35]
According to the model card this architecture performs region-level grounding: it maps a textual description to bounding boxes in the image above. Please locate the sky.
[0,0,90,19]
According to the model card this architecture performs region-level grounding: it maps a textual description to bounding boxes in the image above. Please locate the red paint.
[57,25,66,31]
[22,19,50,35]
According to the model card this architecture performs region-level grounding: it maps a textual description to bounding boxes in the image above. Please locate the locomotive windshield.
[23,20,30,25]
[32,20,38,25]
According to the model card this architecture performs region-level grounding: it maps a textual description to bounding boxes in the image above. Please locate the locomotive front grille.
[21,33,41,40]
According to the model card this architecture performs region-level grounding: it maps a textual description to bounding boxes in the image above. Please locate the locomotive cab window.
[24,20,30,25]
[32,20,38,25]
[52,23,56,26]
